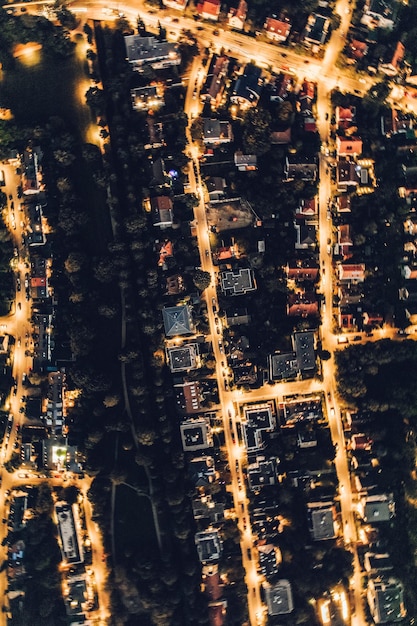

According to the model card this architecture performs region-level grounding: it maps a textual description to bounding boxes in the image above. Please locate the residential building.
[188,456,216,486]
[269,73,293,102]
[263,580,294,616]
[200,55,229,106]
[150,195,173,228]
[131,85,164,112]
[180,417,213,451]
[45,370,65,436]
[367,576,406,623]
[124,36,181,70]
[297,425,317,448]
[307,501,337,540]
[230,63,263,108]
[379,41,405,76]
[174,380,204,414]
[294,220,316,250]
[358,493,395,523]
[292,330,316,373]
[192,495,225,523]
[285,155,318,181]
[242,402,275,452]
[361,0,397,30]
[295,197,318,221]
[336,136,363,157]
[287,291,319,317]
[338,263,366,282]
[197,0,221,21]
[203,119,233,145]
[364,552,393,574]
[22,146,42,195]
[336,105,357,129]
[286,259,319,281]
[247,456,279,491]
[304,13,330,46]
[26,202,46,247]
[167,343,199,372]
[220,267,256,296]
[195,529,223,564]
[258,544,281,579]
[349,39,369,61]
[268,352,299,381]
[228,0,247,30]
[55,502,84,565]
[165,273,185,296]
[163,0,188,10]
[337,159,361,191]
[225,307,251,326]
[264,17,291,42]
[30,254,48,300]
[234,152,257,171]
[336,194,352,213]
[162,304,194,337]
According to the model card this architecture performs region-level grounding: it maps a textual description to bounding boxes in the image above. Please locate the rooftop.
[263,579,294,615]
[180,417,213,451]
[307,501,336,540]
[162,304,193,337]
[220,267,256,296]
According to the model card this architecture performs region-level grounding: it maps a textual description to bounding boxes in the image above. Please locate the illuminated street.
[1,0,415,624]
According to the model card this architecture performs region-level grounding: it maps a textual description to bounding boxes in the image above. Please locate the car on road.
[330,407,335,417]
[17,302,21,310]
[352,335,361,341]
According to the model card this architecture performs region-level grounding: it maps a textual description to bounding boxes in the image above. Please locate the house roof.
[162,305,193,336]
[195,529,222,563]
[263,580,293,616]
[362,494,395,522]
[229,0,247,21]
[232,63,263,104]
[270,127,291,144]
[368,577,405,624]
[264,17,291,39]
[350,39,368,59]
[292,330,315,371]
[258,544,281,578]
[125,35,179,65]
[203,119,232,143]
[336,136,363,156]
[338,224,353,245]
[287,292,319,317]
[287,260,319,280]
[247,457,278,490]
[307,502,336,540]
[198,0,220,16]
[180,417,211,450]
[220,268,256,296]
[269,352,298,380]
[339,263,365,281]
[300,80,315,100]
[336,105,356,127]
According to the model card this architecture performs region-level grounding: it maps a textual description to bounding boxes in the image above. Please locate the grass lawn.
[0,35,93,140]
